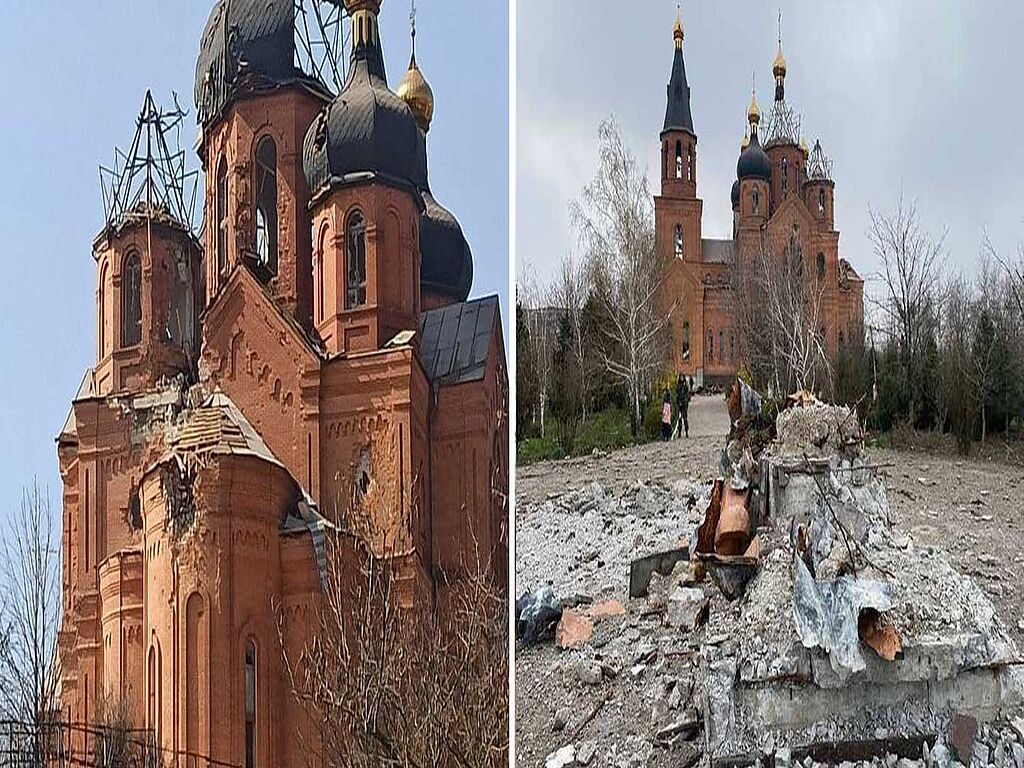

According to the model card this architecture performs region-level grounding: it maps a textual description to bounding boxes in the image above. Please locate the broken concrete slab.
[666,586,708,631]
[629,547,690,598]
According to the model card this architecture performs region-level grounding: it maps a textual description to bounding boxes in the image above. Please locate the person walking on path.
[661,389,673,441]
[675,374,691,438]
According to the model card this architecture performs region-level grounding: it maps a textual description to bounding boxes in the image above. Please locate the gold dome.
[773,46,787,78]
[747,92,761,126]
[397,52,434,132]
[742,127,750,149]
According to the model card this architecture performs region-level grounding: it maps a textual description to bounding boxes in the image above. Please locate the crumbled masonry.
[518,394,1024,767]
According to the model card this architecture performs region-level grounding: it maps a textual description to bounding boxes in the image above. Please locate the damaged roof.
[418,295,500,386]
[167,391,282,467]
[57,368,96,442]
[702,238,737,265]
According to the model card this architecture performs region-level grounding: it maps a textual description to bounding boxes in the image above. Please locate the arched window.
[316,225,328,324]
[346,211,367,308]
[752,188,760,214]
[817,252,826,281]
[216,157,228,273]
[674,224,683,258]
[121,252,142,348]
[818,189,826,218]
[781,157,788,197]
[729,332,735,363]
[254,137,278,275]
[98,263,108,358]
[687,147,694,181]
[718,331,724,365]
[675,141,683,179]
[245,640,257,768]
[707,329,714,363]
[147,642,161,741]
[681,321,690,357]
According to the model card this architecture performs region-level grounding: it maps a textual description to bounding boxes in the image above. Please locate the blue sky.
[0,1,508,515]
[518,1,1024,293]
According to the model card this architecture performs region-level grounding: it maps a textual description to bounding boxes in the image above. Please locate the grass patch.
[517,408,653,465]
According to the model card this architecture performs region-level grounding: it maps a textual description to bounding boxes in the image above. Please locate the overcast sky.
[0,0,507,517]
[517,0,1024,295]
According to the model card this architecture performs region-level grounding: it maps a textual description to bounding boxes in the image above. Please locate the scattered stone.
[577,741,598,766]
[1011,742,1024,768]
[545,744,576,768]
[577,662,602,686]
[556,609,594,650]
[653,710,701,744]
[551,707,570,732]
[951,714,978,764]
[666,586,708,630]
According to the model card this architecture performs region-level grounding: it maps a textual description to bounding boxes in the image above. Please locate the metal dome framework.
[99,91,200,236]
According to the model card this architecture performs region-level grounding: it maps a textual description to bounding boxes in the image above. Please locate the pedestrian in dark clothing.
[661,389,672,441]
[676,374,691,438]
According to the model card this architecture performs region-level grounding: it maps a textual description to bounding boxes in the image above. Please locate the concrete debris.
[666,587,709,631]
[629,547,690,598]
[517,393,1024,767]
[576,741,597,765]
[545,744,576,768]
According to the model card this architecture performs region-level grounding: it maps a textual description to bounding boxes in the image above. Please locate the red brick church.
[656,11,864,387]
[55,0,507,764]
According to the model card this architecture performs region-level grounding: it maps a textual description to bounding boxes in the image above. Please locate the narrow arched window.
[245,640,257,768]
[729,332,736,363]
[718,331,724,364]
[316,225,328,324]
[216,157,228,273]
[98,263,108,358]
[122,252,142,347]
[675,141,683,179]
[674,224,683,258]
[707,329,714,363]
[818,189,826,218]
[254,137,278,275]
[817,252,826,281]
[781,157,788,197]
[687,148,694,181]
[681,322,690,357]
[346,211,367,308]
[752,188,760,214]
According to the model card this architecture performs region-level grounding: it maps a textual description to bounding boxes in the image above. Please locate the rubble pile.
[518,390,1024,768]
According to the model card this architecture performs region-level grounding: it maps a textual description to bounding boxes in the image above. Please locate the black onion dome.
[421,191,472,302]
[302,31,425,198]
[195,0,327,127]
[737,131,772,182]
[731,179,741,208]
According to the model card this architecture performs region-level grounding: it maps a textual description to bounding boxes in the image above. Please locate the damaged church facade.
[655,13,865,386]
[55,0,507,764]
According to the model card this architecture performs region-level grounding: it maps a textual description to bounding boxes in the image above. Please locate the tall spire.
[663,5,694,134]
[747,72,761,139]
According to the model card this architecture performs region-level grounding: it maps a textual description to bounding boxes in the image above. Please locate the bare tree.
[733,229,832,397]
[984,235,1024,319]
[518,267,556,438]
[937,275,979,454]
[571,119,668,436]
[868,196,945,424]
[282,450,508,768]
[0,481,62,767]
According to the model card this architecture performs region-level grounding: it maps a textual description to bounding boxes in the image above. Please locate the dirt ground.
[515,394,1024,767]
